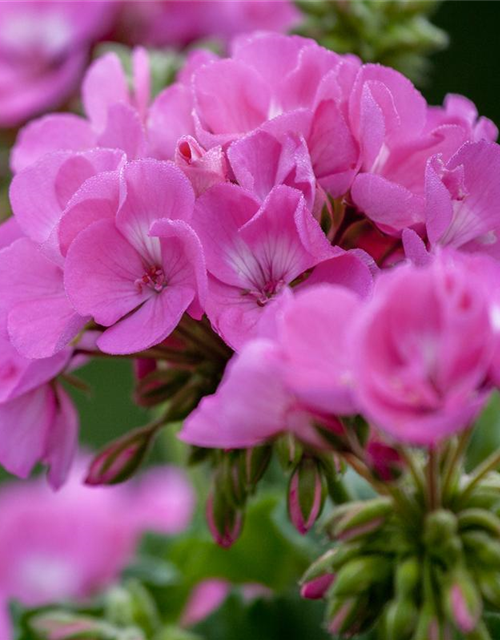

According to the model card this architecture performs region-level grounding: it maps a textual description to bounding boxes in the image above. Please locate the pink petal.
[147,83,195,160]
[0,386,55,479]
[193,183,261,288]
[351,173,425,234]
[179,339,290,448]
[97,286,195,355]
[11,114,96,174]
[193,59,270,138]
[64,219,149,326]
[44,385,79,490]
[97,102,146,160]
[82,52,129,132]
[150,218,208,315]
[280,284,362,414]
[58,170,121,256]
[116,159,195,260]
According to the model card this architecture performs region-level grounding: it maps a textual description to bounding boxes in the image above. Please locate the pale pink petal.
[44,385,79,490]
[11,114,96,174]
[147,83,195,160]
[82,52,129,132]
[179,339,290,448]
[351,173,425,234]
[97,102,146,160]
[116,159,195,261]
[193,59,270,137]
[0,386,54,479]
[97,286,194,355]
[64,219,150,326]
[132,46,151,120]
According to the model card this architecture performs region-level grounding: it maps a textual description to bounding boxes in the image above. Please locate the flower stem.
[460,449,500,503]
[426,447,440,511]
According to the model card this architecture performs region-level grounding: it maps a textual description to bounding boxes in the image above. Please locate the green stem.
[426,447,440,511]
[460,449,500,503]
[441,429,472,503]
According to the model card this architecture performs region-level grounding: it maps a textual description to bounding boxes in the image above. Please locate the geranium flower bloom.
[192,183,369,350]
[354,251,498,445]
[65,159,207,354]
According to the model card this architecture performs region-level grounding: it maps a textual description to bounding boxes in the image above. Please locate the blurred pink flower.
[0,1,115,128]
[0,462,194,637]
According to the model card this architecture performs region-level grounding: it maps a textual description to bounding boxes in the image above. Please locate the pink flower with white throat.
[64,159,206,355]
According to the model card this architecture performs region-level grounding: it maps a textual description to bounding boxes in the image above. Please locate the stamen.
[135,266,167,293]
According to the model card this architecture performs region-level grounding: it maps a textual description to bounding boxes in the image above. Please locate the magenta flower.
[192,183,364,349]
[426,140,500,257]
[354,251,496,446]
[65,159,207,354]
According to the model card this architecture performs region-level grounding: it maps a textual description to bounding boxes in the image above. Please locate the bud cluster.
[301,451,500,639]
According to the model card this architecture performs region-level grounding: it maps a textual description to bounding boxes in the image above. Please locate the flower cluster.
[0,0,298,129]
[4,30,500,639]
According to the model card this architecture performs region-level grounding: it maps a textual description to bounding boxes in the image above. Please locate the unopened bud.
[445,568,482,634]
[220,452,247,508]
[276,433,303,470]
[462,531,500,570]
[458,509,500,538]
[243,445,272,488]
[476,570,500,608]
[330,497,393,541]
[384,597,418,640]
[366,440,404,482]
[326,596,361,636]
[300,574,335,600]
[331,555,391,598]
[85,423,157,486]
[395,556,421,599]
[206,489,243,549]
[424,510,458,548]
[288,457,325,535]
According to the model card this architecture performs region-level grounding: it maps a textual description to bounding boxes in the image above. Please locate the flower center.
[135,266,167,293]
[245,279,286,307]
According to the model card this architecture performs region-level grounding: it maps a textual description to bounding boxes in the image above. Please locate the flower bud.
[85,423,157,486]
[300,574,335,600]
[331,555,391,598]
[206,488,243,549]
[462,531,500,570]
[329,497,393,542]
[242,445,272,488]
[476,570,500,608]
[395,556,421,599]
[424,510,458,548]
[326,596,364,636]
[445,568,482,634]
[220,452,247,508]
[288,457,325,535]
[29,612,120,640]
[366,440,405,482]
[384,597,418,640]
[458,509,500,538]
[276,433,303,470]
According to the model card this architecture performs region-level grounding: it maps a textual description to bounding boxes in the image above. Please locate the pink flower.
[192,183,365,349]
[0,462,194,637]
[354,251,497,446]
[120,0,300,49]
[180,283,365,449]
[351,89,496,236]
[0,1,115,128]
[426,141,500,258]
[11,47,152,174]
[0,336,77,489]
[64,159,206,355]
